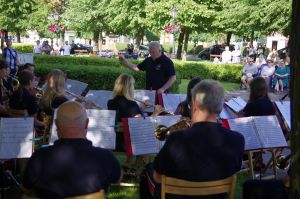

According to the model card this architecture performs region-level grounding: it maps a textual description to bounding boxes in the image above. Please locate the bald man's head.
[55,101,89,139]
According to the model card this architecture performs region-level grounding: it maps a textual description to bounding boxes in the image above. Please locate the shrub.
[187,45,203,55]
[13,43,34,53]
[35,63,180,92]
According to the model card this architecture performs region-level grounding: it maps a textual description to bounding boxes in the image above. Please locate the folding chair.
[161,174,236,199]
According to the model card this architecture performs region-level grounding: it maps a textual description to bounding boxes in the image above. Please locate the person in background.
[22,101,122,198]
[62,41,71,56]
[41,40,52,55]
[2,39,19,75]
[221,46,232,63]
[241,58,258,89]
[273,59,290,92]
[174,77,201,118]
[119,41,176,94]
[0,59,10,116]
[33,40,42,54]
[260,59,276,88]
[255,54,266,68]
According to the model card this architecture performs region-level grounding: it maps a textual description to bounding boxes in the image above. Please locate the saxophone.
[154,118,192,141]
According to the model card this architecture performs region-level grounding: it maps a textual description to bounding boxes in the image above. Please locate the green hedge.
[13,43,34,53]
[35,64,180,92]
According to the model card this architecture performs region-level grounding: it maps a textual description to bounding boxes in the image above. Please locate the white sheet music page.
[233,97,247,108]
[86,110,116,149]
[275,101,291,130]
[128,117,157,155]
[228,117,261,150]
[50,109,116,149]
[85,90,113,109]
[65,79,88,97]
[253,116,287,149]
[162,94,187,113]
[0,118,34,159]
[134,90,156,112]
[219,105,237,119]
[225,99,243,113]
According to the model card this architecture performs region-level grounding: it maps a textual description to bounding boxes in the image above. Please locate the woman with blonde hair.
[39,69,68,116]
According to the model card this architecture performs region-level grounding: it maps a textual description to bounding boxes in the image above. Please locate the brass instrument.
[155,118,192,141]
[65,90,102,109]
[34,87,44,98]
[275,154,291,170]
[9,74,20,91]
[134,98,174,115]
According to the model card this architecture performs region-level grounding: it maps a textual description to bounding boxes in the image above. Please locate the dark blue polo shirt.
[137,53,175,90]
[23,139,121,198]
[153,122,245,199]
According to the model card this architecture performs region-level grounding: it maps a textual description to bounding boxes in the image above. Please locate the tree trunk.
[92,30,100,53]
[59,30,65,46]
[136,29,144,48]
[289,0,300,198]
[226,32,232,46]
[176,28,185,60]
[249,31,254,47]
[183,29,190,60]
[16,31,21,43]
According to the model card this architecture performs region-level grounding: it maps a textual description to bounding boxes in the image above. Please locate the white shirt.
[34,44,42,54]
[261,65,275,77]
[221,50,232,63]
[63,44,71,56]
[242,64,258,75]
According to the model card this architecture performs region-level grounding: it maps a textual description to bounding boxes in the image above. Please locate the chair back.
[161,175,236,199]
[22,189,105,199]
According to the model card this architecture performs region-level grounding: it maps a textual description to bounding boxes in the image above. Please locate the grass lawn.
[178,79,240,94]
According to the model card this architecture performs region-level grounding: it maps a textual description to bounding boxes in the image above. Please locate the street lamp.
[170,7,178,58]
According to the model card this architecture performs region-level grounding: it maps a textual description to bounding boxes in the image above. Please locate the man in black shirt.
[119,41,176,93]
[152,80,245,199]
[22,101,122,198]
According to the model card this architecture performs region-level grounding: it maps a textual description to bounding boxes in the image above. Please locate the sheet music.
[162,94,187,113]
[134,90,156,112]
[253,116,287,149]
[18,53,34,64]
[128,115,181,155]
[0,118,34,159]
[85,90,113,109]
[65,79,88,97]
[233,97,247,108]
[225,98,244,113]
[275,101,291,130]
[128,117,158,155]
[50,110,116,149]
[219,105,237,119]
[228,117,261,150]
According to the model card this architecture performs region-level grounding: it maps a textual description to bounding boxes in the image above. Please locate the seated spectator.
[22,101,122,198]
[174,77,201,118]
[273,59,290,92]
[260,59,276,88]
[255,54,266,68]
[241,58,258,89]
[243,77,275,117]
[140,80,245,199]
[221,46,232,63]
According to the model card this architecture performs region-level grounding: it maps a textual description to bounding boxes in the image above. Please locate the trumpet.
[65,90,102,110]
[8,74,20,91]
[155,118,192,141]
[275,154,291,170]
[34,87,44,98]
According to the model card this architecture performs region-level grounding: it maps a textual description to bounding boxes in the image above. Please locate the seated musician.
[9,70,44,127]
[108,73,161,172]
[141,80,245,199]
[0,59,10,116]
[22,101,122,198]
[174,77,201,118]
[39,69,68,116]
[17,63,35,74]
[242,77,275,117]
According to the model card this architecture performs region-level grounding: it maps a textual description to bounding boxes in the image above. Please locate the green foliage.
[13,43,34,53]
[187,45,203,54]
[116,43,129,51]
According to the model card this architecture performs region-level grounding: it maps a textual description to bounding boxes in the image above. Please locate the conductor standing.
[119,41,176,93]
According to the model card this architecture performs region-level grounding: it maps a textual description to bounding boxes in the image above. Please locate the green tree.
[0,0,36,42]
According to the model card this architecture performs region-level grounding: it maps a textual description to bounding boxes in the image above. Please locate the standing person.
[41,40,52,55]
[221,46,232,63]
[2,39,19,75]
[62,41,71,56]
[33,40,42,54]
[22,101,122,198]
[145,80,245,199]
[119,41,176,94]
